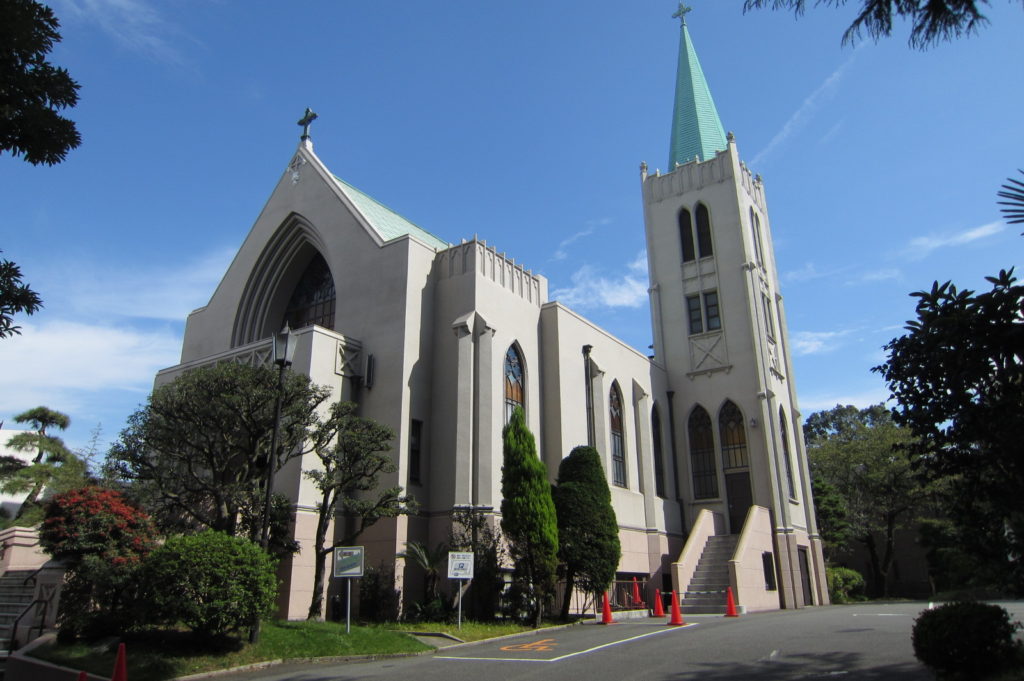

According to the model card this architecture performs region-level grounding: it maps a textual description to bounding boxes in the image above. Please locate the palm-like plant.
[398,540,448,604]
[998,169,1024,231]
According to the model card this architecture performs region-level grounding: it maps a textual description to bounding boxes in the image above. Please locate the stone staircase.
[681,534,737,614]
[0,570,38,658]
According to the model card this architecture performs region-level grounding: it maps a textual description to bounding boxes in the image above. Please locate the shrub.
[912,601,1022,678]
[826,566,866,603]
[359,562,400,622]
[40,487,158,640]
[142,530,278,637]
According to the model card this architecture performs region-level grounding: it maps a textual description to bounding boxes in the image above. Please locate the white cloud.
[0,319,181,414]
[798,388,892,414]
[54,0,190,63]
[48,248,234,321]
[783,261,852,283]
[847,268,900,284]
[552,228,595,261]
[552,251,649,309]
[905,221,1005,260]
[752,49,861,167]
[789,330,851,356]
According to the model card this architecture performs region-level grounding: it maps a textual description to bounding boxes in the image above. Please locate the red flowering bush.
[41,486,158,566]
[41,487,159,640]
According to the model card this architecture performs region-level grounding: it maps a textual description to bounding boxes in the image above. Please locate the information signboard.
[448,551,474,579]
[333,546,364,578]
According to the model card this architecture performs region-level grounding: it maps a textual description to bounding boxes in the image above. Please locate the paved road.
[223,601,1023,681]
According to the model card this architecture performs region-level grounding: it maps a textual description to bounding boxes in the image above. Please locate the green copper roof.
[668,17,727,168]
[333,176,450,250]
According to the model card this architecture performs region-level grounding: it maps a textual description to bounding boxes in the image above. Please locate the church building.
[157,12,828,617]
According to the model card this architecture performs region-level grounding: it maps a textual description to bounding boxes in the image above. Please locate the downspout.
[583,344,595,447]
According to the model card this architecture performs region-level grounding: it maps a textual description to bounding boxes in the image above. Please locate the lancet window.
[696,203,713,258]
[689,405,717,499]
[284,253,336,331]
[719,401,749,471]
[504,344,525,423]
[610,383,626,487]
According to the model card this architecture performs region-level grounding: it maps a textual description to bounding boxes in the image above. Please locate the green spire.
[668,5,727,168]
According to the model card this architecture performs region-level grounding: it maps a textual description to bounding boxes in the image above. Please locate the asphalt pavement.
[210,601,1024,681]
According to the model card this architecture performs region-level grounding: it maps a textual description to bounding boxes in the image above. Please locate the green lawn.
[30,620,432,681]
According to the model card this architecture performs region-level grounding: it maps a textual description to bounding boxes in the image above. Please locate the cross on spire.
[672,3,692,25]
[297,108,318,140]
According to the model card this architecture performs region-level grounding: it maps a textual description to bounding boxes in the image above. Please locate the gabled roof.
[332,175,450,250]
[668,15,728,168]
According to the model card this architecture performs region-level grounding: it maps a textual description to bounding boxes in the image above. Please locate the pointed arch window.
[719,401,749,471]
[780,407,796,499]
[284,253,336,331]
[610,383,626,487]
[696,203,713,258]
[652,405,666,498]
[504,345,525,423]
[679,208,696,263]
[689,406,717,499]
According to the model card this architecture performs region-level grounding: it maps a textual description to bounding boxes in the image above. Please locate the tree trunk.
[560,566,576,621]
[307,489,336,620]
[862,533,885,598]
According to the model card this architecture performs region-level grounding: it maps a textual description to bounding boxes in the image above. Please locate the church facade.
[158,15,828,618]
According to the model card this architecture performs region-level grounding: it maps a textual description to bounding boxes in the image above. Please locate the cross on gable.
[298,108,318,139]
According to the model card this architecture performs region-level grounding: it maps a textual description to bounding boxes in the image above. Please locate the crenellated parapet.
[644,146,734,203]
[434,238,547,306]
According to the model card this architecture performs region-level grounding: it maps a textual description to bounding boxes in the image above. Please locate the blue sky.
[2,1,1021,454]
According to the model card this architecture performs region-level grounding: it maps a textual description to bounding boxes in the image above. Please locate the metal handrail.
[5,598,48,656]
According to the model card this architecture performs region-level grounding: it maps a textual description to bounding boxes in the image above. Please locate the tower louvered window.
[689,406,717,499]
[780,407,796,499]
[284,253,336,331]
[696,203,713,257]
[504,345,525,423]
[679,208,696,262]
[610,384,626,487]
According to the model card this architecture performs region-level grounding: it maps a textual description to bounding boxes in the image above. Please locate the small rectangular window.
[687,295,703,334]
[409,419,422,484]
[704,292,720,331]
[762,551,778,591]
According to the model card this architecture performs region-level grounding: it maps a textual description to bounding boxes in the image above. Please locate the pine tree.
[553,445,621,619]
[500,407,558,627]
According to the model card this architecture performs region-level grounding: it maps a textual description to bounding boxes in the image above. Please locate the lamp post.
[252,324,295,645]
[260,324,296,551]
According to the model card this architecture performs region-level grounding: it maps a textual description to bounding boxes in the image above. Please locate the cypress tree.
[500,406,558,627]
[553,445,620,619]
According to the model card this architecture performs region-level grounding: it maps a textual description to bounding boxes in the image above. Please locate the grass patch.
[386,619,563,642]
[29,620,431,681]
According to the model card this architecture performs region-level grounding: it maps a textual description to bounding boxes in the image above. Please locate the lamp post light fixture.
[260,323,296,552]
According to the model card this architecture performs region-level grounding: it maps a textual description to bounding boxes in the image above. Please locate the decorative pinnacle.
[672,3,692,25]
[298,108,318,140]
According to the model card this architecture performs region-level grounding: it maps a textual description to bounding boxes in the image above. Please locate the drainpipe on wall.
[583,345,595,448]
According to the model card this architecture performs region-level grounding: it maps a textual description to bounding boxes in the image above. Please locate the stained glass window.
[504,345,524,423]
[284,253,335,331]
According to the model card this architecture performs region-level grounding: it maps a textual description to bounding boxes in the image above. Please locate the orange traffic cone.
[652,588,665,617]
[601,590,615,624]
[111,642,127,681]
[668,590,685,626]
[725,586,739,617]
[631,576,642,608]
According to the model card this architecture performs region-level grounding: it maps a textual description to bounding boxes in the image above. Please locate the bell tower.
[642,7,827,607]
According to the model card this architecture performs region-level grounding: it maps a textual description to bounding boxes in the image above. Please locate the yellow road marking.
[500,638,557,651]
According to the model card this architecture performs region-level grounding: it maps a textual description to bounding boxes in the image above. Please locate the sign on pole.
[334,546,364,578]
[448,551,474,579]
[448,551,474,629]
[333,546,364,634]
